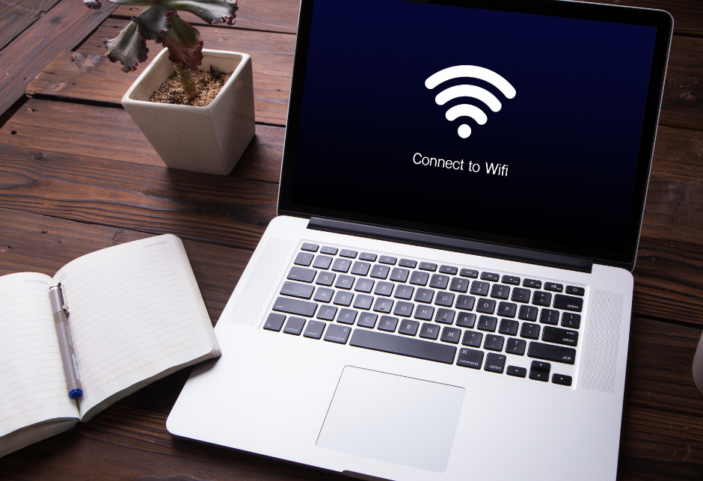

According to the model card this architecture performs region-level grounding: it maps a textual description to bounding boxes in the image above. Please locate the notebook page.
[53,235,215,420]
[0,273,79,439]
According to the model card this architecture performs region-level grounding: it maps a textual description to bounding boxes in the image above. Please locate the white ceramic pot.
[122,49,255,175]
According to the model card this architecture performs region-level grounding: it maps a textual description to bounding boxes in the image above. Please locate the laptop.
[167,1,673,479]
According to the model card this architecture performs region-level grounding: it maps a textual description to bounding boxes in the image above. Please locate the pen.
[49,283,83,400]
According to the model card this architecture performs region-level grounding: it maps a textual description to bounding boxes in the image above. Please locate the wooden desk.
[0,0,702,479]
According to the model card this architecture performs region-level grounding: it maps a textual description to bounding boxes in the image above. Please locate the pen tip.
[69,389,83,400]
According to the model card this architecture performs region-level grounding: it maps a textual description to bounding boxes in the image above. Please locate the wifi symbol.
[426,66,516,139]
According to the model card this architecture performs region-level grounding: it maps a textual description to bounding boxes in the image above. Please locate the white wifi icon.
[425,65,516,139]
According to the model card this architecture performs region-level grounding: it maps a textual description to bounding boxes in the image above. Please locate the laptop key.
[476,298,496,314]
[484,334,505,351]
[523,279,542,289]
[502,275,520,285]
[527,342,576,364]
[303,320,326,339]
[287,266,316,283]
[324,324,352,344]
[553,294,584,312]
[338,309,358,325]
[456,312,477,328]
[334,291,354,306]
[542,326,579,347]
[273,297,317,317]
[450,277,469,293]
[498,301,517,318]
[415,305,435,321]
[518,305,538,321]
[545,283,563,293]
[414,288,434,303]
[350,329,456,364]
[280,281,314,299]
[435,308,455,325]
[470,281,489,296]
[314,287,334,303]
[316,271,336,286]
[430,274,449,289]
[460,269,479,278]
[399,259,417,268]
[552,374,573,386]
[294,252,314,266]
[498,319,519,336]
[378,316,398,332]
[317,305,337,321]
[370,264,390,279]
[529,360,551,382]
[477,315,498,332]
[457,348,484,369]
[399,319,419,336]
[351,261,371,276]
[313,255,333,269]
[373,298,394,313]
[566,286,585,296]
[354,278,374,293]
[511,287,531,303]
[375,281,394,296]
[490,284,510,299]
[520,323,540,339]
[532,291,552,307]
[440,265,458,275]
[301,243,318,252]
[353,294,374,310]
[332,258,352,273]
[359,252,377,262]
[456,295,476,310]
[393,301,414,317]
[507,366,527,377]
[410,271,429,286]
[419,323,440,340]
[357,313,378,328]
[320,246,338,255]
[481,272,500,282]
[506,338,526,355]
[283,317,306,335]
[435,292,455,307]
[562,313,582,329]
[462,331,483,347]
[440,327,461,344]
[379,255,397,265]
[419,262,437,271]
[394,285,414,300]
[335,275,355,290]
[390,268,410,282]
[484,353,506,373]
[264,313,286,331]
[340,249,357,258]
[540,309,559,325]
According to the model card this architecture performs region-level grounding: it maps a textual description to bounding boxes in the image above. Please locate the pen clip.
[49,283,69,315]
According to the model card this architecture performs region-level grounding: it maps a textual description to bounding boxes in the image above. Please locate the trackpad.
[316,367,464,473]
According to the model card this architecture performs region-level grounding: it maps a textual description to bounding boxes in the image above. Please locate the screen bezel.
[278,0,673,271]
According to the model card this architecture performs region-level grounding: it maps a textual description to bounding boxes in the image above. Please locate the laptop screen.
[279,0,672,269]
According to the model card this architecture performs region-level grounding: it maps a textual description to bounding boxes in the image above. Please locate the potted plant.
[83,0,255,175]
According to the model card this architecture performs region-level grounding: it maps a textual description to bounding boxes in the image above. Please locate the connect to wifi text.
[413,153,508,176]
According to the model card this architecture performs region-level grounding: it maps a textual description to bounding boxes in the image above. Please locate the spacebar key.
[272,296,317,317]
[350,329,456,364]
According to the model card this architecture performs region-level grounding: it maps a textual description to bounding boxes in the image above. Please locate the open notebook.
[0,234,220,457]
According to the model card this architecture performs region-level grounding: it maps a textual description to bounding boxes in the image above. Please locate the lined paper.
[0,273,79,439]
[54,235,214,419]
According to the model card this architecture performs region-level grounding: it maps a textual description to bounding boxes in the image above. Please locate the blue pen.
[49,284,83,400]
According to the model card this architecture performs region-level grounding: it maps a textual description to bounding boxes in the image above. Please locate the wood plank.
[2,98,283,183]
[0,0,61,51]
[0,0,117,117]
[25,20,703,132]
[586,0,703,38]
[26,19,295,125]
[112,0,299,35]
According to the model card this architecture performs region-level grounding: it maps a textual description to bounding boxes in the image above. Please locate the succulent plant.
[83,0,238,101]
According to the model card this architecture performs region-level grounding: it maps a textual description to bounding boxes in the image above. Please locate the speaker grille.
[226,237,296,327]
[580,290,624,394]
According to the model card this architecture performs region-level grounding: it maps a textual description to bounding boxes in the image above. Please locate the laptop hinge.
[308,217,593,274]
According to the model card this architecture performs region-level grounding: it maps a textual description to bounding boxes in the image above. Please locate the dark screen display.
[290,0,658,257]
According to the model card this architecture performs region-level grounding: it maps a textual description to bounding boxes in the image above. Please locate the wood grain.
[26,19,295,125]
[112,0,300,34]
[661,36,703,131]
[0,0,61,51]
[0,0,117,116]
[2,98,283,183]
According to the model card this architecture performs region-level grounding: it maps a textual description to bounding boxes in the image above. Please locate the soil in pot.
[149,68,232,107]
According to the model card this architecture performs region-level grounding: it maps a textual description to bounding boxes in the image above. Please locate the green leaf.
[104,21,149,72]
[165,0,238,25]
[162,13,204,70]
[132,4,171,41]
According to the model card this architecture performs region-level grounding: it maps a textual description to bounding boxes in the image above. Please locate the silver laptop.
[167,1,673,479]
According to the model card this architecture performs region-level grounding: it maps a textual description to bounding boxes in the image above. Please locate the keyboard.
[262,241,586,387]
